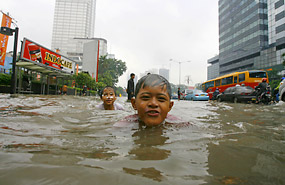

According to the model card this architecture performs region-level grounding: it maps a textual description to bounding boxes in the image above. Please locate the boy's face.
[131,84,174,127]
[101,87,116,105]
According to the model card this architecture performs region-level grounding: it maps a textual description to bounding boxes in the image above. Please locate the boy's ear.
[131,98,137,110]
[169,101,174,110]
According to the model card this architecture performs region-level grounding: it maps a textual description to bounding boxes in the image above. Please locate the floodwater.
[0,94,284,185]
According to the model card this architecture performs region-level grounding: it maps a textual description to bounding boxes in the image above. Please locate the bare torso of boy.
[113,114,191,127]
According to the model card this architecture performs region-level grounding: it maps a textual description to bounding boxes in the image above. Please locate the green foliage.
[73,72,94,89]
[116,86,127,96]
[98,55,127,86]
[267,69,282,89]
[94,81,106,92]
[0,73,11,85]
[72,56,127,93]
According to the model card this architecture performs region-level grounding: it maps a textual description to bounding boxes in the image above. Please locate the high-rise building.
[82,38,107,78]
[269,0,285,70]
[207,0,285,79]
[51,0,96,59]
[207,55,219,80]
[159,68,170,81]
[218,0,269,75]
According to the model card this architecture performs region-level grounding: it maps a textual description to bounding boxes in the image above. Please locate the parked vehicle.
[171,93,178,100]
[181,89,193,100]
[185,89,209,101]
[217,86,255,103]
[279,79,285,102]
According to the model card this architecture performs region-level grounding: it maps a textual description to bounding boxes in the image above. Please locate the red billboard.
[20,38,75,73]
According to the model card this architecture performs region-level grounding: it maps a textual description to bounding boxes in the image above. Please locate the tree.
[116,86,127,97]
[0,73,11,85]
[98,55,127,86]
[267,69,281,89]
[73,72,93,88]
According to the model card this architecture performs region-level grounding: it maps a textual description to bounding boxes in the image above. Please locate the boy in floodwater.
[96,86,124,110]
[114,74,183,127]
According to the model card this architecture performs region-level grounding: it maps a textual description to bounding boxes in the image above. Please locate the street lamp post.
[169,59,191,86]
[0,26,19,94]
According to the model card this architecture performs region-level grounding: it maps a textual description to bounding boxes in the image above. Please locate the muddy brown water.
[0,94,284,185]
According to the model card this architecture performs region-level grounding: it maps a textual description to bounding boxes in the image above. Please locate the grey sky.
[2,0,219,87]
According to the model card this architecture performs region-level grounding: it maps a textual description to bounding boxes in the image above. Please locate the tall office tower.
[51,0,96,59]
[159,68,170,81]
[269,0,285,68]
[218,0,269,75]
[207,0,285,80]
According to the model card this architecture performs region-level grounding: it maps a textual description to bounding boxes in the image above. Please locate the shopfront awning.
[16,60,73,77]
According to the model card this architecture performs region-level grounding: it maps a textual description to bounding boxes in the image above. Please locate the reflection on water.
[129,126,170,161]
[123,167,164,182]
[0,94,284,185]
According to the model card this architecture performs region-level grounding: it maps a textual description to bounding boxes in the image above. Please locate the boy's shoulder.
[96,103,104,110]
[114,102,125,110]
[113,114,138,127]
[113,114,191,127]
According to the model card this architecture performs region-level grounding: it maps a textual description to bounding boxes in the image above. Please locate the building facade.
[51,0,96,60]
[207,0,285,80]
[159,68,170,81]
[271,0,285,71]
[207,55,219,80]
[82,38,107,78]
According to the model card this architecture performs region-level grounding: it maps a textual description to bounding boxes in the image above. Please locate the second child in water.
[96,86,124,110]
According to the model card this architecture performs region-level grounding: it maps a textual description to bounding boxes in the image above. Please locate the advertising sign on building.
[20,38,75,73]
[0,13,12,66]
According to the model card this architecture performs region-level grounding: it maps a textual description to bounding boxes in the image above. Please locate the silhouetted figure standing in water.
[127,73,135,101]
[177,87,181,101]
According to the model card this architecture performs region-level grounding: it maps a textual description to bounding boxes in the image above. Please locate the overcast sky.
[1,0,219,88]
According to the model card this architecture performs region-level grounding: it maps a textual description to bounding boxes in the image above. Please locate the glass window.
[224,87,233,93]
[194,89,204,94]
[239,73,245,82]
[205,81,214,91]
[234,76,238,83]
[249,71,267,78]
[222,76,233,85]
[222,78,227,85]
[215,79,221,87]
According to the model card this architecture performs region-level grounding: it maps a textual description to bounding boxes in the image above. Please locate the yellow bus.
[202,70,268,99]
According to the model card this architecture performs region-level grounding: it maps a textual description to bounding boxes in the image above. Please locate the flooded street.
[0,94,284,185]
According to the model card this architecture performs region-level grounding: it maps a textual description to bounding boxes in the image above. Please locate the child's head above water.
[100,86,117,110]
[131,74,174,127]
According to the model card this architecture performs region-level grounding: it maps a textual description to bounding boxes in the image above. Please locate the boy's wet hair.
[135,74,172,98]
[99,86,116,98]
